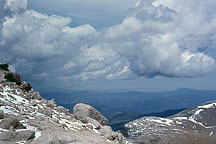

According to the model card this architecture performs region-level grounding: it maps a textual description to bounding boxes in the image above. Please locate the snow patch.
[173,117,188,120]
[20,119,41,140]
[0,106,19,116]
[194,109,203,115]
[150,118,173,126]
[198,103,216,109]
[176,121,182,125]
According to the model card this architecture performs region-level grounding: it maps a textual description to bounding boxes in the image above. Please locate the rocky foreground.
[122,100,216,143]
[0,63,128,144]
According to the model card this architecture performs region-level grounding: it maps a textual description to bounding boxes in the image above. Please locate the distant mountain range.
[41,88,216,130]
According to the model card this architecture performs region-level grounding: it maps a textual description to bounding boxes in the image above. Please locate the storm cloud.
[0,0,215,86]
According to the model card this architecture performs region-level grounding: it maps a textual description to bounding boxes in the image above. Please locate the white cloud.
[0,0,215,86]
[5,0,27,13]
[103,0,216,78]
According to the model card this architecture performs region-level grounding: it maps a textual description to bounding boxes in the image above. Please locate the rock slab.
[73,103,108,126]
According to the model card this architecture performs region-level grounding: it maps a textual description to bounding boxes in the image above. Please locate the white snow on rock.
[198,103,216,109]
[0,85,29,105]
[0,106,19,116]
[19,119,42,140]
[0,78,125,144]
[150,117,173,126]
[194,109,203,116]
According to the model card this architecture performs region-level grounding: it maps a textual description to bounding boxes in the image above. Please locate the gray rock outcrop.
[0,130,35,141]
[73,103,108,126]
[34,130,114,144]
[0,62,128,144]
[0,117,18,130]
[0,71,5,83]
[0,110,4,119]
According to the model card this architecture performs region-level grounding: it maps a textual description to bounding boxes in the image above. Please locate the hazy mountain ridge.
[41,88,216,130]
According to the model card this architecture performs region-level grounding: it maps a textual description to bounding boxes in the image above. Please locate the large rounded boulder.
[73,103,108,126]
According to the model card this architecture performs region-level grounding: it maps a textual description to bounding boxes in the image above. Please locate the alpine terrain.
[0,62,128,144]
[122,101,216,144]
[1,61,216,144]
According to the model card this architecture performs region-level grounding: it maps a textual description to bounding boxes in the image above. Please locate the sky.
[0,0,216,91]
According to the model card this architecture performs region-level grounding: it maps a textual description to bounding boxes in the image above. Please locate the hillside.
[109,108,186,131]
[0,63,127,144]
[121,101,216,144]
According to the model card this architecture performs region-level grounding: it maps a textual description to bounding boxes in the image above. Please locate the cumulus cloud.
[0,0,27,27]
[104,0,216,78]
[0,0,127,83]
[0,0,215,86]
